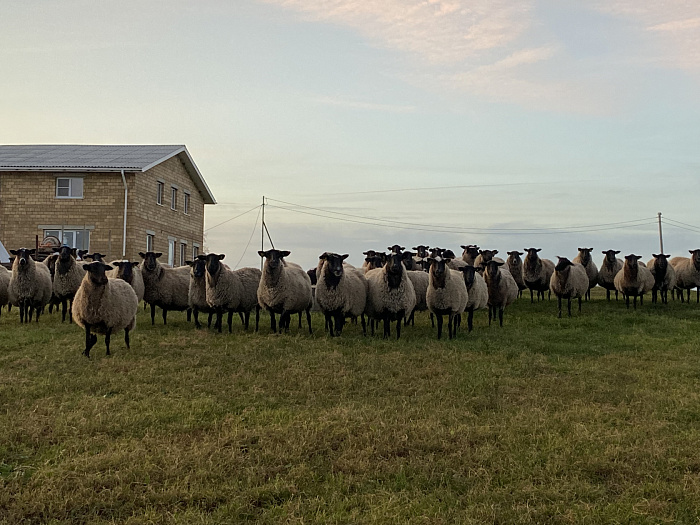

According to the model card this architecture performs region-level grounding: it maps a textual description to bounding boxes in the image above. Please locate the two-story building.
[0,145,216,265]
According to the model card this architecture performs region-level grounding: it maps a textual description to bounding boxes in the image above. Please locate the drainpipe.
[120,170,128,259]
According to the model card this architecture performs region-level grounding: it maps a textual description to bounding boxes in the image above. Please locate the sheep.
[473,249,505,272]
[400,250,419,271]
[572,248,599,301]
[506,251,526,297]
[454,264,488,332]
[184,255,214,329]
[412,245,430,272]
[315,252,368,336]
[388,245,405,255]
[8,248,53,323]
[256,249,313,334]
[614,254,655,309]
[647,254,677,304]
[52,246,86,322]
[461,245,480,266]
[670,250,700,303]
[84,252,106,262]
[523,248,555,303]
[549,257,589,318]
[107,260,145,302]
[205,253,261,333]
[426,257,468,339]
[405,269,429,326]
[363,253,385,274]
[72,261,138,358]
[41,252,60,314]
[138,251,192,325]
[0,265,10,316]
[483,260,518,327]
[365,252,416,339]
[598,250,623,300]
[446,257,468,270]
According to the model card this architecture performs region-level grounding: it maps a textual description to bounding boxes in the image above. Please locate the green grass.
[2,289,700,524]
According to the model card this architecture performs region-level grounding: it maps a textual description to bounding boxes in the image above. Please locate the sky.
[2,0,700,270]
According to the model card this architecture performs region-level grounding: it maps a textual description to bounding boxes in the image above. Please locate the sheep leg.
[269,312,276,333]
[557,296,562,318]
[370,319,375,337]
[430,313,435,328]
[68,300,73,323]
[467,308,474,332]
[193,307,202,329]
[530,289,534,304]
[238,312,244,325]
[187,308,192,322]
[35,306,41,323]
[615,290,618,301]
[105,328,112,356]
[606,289,610,301]
[19,302,24,324]
[395,316,402,340]
[306,308,312,334]
[633,295,637,310]
[361,314,367,336]
[436,314,443,339]
[334,312,344,336]
[83,324,97,358]
[215,309,223,333]
[640,294,644,306]
[150,303,156,325]
[124,327,130,349]
[28,306,34,322]
[498,307,504,327]
[209,311,214,329]
[488,306,492,326]
[61,298,68,323]
[652,290,657,304]
[228,310,234,333]
[325,313,334,336]
[243,311,251,330]
[162,309,168,325]
[383,316,390,339]
[448,313,454,340]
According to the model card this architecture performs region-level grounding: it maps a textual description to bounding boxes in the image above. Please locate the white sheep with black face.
[426,256,468,340]
[365,252,416,340]
[670,249,700,303]
[185,255,213,329]
[315,252,368,337]
[614,254,655,309]
[257,249,313,334]
[8,248,52,324]
[107,260,145,303]
[205,253,261,333]
[572,248,599,301]
[473,249,505,273]
[454,264,488,333]
[483,259,518,327]
[72,261,138,358]
[523,248,555,303]
[506,251,526,297]
[138,251,191,325]
[460,245,480,266]
[0,265,12,316]
[647,253,676,304]
[598,249,623,301]
[51,246,86,323]
[549,257,589,318]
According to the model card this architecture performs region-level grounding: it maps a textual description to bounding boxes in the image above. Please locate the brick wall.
[0,155,208,264]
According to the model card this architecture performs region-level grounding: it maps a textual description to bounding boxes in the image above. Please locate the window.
[56,177,83,198]
[171,187,177,210]
[180,243,187,267]
[192,245,199,259]
[44,229,90,250]
[156,181,164,205]
[146,233,154,252]
[183,192,190,215]
[168,238,175,267]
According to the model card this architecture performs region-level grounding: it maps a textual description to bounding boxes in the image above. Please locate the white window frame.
[55,177,83,199]
[183,192,190,215]
[146,232,155,252]
[171,186,178,211]
[192,244,199,259]
[44,228,90,250]
[167,238,176,267]
[179,242,187,267]
[156,181,164,206]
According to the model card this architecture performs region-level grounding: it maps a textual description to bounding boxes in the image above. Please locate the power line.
[662,221,700,235]
[267,203,658,236]
[204,204,261,233]
[233,205,262,269]
[266,197,657,234]
[305,180,562,196]
[663,217,700,233]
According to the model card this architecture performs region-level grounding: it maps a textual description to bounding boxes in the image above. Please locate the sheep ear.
[614,250,620,254]
[341,254,349,260]
[52,247,61,253]
[690,250,695,254]
[104,264,114,271]
[152,253,161,258]
[83,263,94,272]
[258,251,266,258]
[185,260,194,266]
[281,250,291,258]
[319,253,327,260]
[218,254,225,260]
[496,261,504,266]
[113,261,122,267]
[138,252,146,259]
[652,254,659,258]
[9,250,18,255]
[665,254,671,258]
[492,250,498,255]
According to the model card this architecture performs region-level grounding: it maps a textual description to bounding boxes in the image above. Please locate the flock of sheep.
[1,244,699,356]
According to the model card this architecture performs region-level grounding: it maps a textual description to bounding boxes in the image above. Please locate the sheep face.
[479,249,498,263]
[690,249,700,271]
[456,265,477,288]
[442,249,456,260]
[362,250,377,258]
[577,248,594,266]
[320,252,348,277]
[400,251,416,269]
[603,249,621,263]
[10,248,36,270]
[54,245,76,262]
[205,253,226,277]
[258,249,291,273]
[85,252,105,262]
[507,251,523,264]
[555,257,574,272]
[413,245,430,258]
[524,248,543,271]
[364,255,384,271]
[83,261,114,286]
[484,260,505,282]
[186,256,207,279]
[461,245,480,259]
[77,249,89,260]
[385,253,405,278]
[138,251,163,272]
[428,257,449,288]
[623,254,642,275]
[388,245,405,255]
[113,260,137,284]
[651,253,670,273]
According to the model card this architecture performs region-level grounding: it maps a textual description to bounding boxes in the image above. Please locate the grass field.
[2,289,700,524]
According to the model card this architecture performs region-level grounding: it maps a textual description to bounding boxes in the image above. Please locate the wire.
[233,205,262,269]
[305,180,561,196]
[266,197,657,234]
[267,204,658,236]
[663,217,700,233]
[663,221,700,235]
[204,204,261,233]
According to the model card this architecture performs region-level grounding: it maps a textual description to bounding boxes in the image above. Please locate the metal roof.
[0,145,216,204]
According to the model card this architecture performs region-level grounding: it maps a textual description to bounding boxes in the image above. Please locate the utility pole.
[658,212,664,254]
[260,196,265,271]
